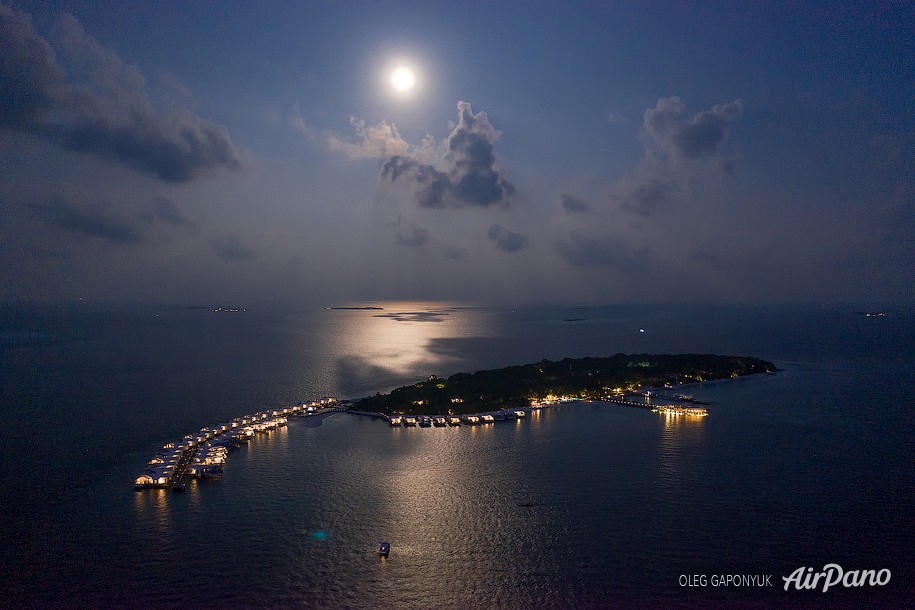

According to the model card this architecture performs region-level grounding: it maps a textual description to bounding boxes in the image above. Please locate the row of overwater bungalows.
[135,397,337,489]
[387,409,527,428]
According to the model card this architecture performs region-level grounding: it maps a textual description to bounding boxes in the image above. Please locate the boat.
[433,416,446,427]
[448,416,461,426]
[514,410,526,418]
[403,417,417,427]
[389,416,402,427]
[418,416,432,427]
[481,414,495,423]
[379,541,390,558]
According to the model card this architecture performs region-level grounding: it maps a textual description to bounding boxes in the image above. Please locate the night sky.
[2,1,912,305]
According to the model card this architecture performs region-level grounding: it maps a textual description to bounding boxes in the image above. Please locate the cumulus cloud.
[0,6,245,182]
[379,101,515,208]
[560,193,591,213]
[28,193,143,244]
[328,117,408,159]
[643,96,743,160]
[487,224,528,252]
[210,233,256,260]
[614,96,742,218]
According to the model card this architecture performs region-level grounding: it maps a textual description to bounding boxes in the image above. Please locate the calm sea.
[1,302,912,608]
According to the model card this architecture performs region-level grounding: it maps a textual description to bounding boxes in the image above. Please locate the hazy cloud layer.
[394,216,429,247]
[613,176,675,217]
[0,6,244,182]
[142,196,193,227]
[380,101,516,208]
[487,224,528,252]
[25,192,195,245]
[210,233,256,260]
[555,232,651,269]
[560,193,591,213]
[28,193,143,244]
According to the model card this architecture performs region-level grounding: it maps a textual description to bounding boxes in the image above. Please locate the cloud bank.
[0,5,245,182]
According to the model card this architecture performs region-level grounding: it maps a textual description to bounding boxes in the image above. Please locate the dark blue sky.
[2,1,912,305]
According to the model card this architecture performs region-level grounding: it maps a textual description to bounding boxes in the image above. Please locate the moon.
[389,67,416,92]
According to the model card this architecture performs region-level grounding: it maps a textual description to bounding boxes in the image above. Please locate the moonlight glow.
[390,67,416,92]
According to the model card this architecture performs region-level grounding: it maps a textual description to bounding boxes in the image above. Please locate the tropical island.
[355,353,775,416]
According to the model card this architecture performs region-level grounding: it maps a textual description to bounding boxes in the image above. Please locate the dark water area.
[1,302,912,608]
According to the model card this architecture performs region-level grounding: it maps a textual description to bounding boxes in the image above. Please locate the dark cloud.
[395,221,429,248]
[614,177,674,217]
[442,246,467,260]
[0,6,244,182]
[211,233,256,260]
[555,232,652,269]
[380,101,515,208]
[487,224,528,252]
[560,193,591,213]
[27,193,143,244]
[142,196,192,226]
[643,96,743,160]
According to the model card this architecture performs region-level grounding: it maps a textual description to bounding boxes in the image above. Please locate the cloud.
[614,97,743,218]
[560,193,591,213]
[643,96,743,160]
[380,101,515,208]
[393,216,429,247]
[328,117,408,159]
[25,192,196,245]
[441,245,467,260]
[0,6,245,182]
[28,193,143,244]
[555,232,652,269]
[210,233,256,260]
[613,176,675,217]
[142,195,192,227]
[487,224,528,252]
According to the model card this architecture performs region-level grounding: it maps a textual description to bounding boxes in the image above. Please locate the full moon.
[390,67,416,92]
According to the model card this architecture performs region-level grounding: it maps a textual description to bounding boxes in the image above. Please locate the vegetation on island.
[355,353,775,416]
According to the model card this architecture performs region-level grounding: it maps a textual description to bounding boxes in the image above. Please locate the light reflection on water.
[3,303,912,608]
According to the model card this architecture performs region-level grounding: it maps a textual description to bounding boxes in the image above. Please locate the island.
[355,353,775,416]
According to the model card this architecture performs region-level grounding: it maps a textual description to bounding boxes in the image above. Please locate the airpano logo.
[782,564,891,592]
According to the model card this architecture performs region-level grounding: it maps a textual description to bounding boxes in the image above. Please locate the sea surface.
[1,302,912,608]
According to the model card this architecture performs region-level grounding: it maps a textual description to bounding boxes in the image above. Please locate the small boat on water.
[379,541,390,558]
[433,416,446,427]
[418,416,432,427]
[448,416,461,426]
[389,416,402,427]
[403,417,417,426]
[481,414,495,423]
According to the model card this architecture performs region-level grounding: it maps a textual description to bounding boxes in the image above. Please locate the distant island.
[356,354,775,416]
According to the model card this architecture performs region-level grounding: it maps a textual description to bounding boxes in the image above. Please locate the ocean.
[1,302,911,608]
